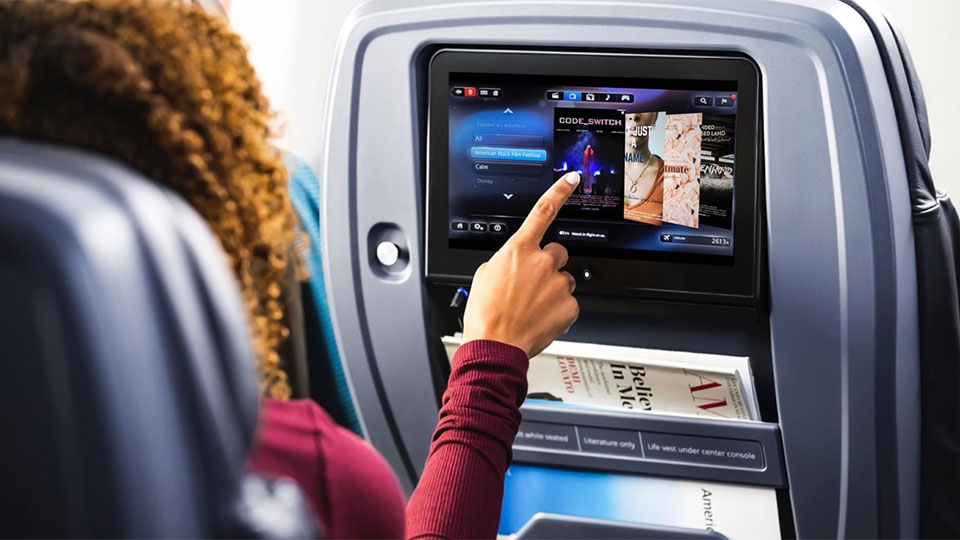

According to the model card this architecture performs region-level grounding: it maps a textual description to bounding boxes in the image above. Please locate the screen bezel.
[426,49,761,305]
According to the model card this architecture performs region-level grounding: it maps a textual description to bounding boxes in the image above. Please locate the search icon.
[695,96,713,106]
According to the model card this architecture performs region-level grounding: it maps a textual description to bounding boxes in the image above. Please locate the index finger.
[515,172,580,244]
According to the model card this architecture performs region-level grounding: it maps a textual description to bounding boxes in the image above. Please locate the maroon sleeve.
[406,340,529,540]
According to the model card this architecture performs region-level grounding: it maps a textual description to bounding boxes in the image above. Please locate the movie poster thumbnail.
[698,115,736,230]
[623,111,666,225]
[553,108,625,221]
[662,113,702,229]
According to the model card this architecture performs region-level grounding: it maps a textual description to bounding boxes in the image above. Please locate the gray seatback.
[321,0,923,537]
[0,139,316,537]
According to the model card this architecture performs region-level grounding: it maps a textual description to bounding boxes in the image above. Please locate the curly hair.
[0,0,296,399]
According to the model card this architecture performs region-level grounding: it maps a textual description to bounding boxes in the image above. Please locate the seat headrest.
[0,138,311,537]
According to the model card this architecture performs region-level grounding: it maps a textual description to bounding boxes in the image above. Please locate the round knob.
[376,241,400,267]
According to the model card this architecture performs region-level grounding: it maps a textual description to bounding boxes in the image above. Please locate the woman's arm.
[405,340,528,539]
[406,172,581,539]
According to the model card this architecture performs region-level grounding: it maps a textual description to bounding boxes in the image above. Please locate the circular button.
[582,268,592,281]
[376,241,400,267]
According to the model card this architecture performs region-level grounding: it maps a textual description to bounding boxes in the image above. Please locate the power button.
[581,268,592,281]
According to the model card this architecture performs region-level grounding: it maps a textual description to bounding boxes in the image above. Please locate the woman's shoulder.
[255,397,335,438]
[250,399,406,539]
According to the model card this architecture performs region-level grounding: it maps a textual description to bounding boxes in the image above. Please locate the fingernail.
[565,171,580,185]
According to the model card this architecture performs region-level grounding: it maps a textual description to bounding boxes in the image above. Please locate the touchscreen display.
[447,75,739,262]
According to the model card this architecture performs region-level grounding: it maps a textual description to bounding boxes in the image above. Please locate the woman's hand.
[461,172,581,358]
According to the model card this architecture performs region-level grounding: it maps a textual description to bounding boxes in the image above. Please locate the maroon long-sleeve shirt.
[248,340,529,539]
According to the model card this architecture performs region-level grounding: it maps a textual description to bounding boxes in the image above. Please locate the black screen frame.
[426,49,762,306]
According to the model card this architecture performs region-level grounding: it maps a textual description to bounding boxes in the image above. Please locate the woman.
[0,2,580,538]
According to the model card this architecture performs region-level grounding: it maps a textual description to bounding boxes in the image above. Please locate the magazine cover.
[623,111,666,225]
[553,108,624,221]
[499,464,782,540]
[524,354,751,421]
[662,113,703,228]
[442,336,758,421]
[698,115,736,230]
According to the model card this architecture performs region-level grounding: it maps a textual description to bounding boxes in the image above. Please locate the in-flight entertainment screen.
[446,75,739,262]
[427,50,761,303]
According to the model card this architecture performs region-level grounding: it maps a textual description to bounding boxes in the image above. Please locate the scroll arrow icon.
[503,193,514,199]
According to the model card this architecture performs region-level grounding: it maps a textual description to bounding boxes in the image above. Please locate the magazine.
[499,464,782,540]
[442,336,760,421]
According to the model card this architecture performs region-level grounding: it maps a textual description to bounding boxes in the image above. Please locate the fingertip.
[564,171,581,186]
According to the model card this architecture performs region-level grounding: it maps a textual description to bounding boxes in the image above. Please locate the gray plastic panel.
[514,405,786,488]
[321,0,920,536]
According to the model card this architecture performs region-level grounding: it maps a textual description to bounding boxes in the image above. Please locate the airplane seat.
[0,138,318,538]
[320,0,958,537]
[847,5,960,535]
[284,153,363,435]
